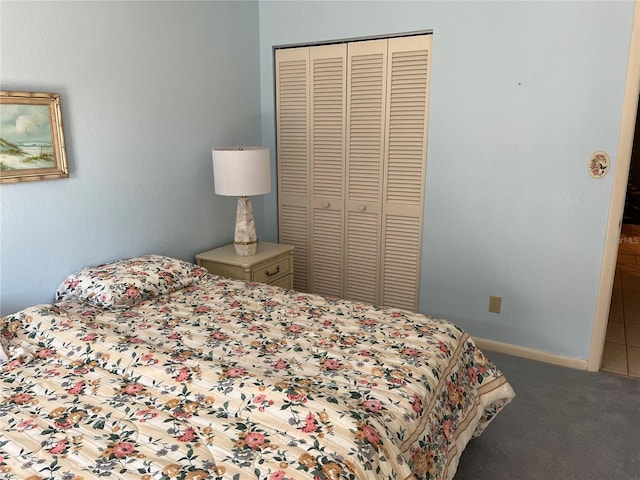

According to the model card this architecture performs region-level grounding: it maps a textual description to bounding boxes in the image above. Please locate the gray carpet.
[455,351,640,480]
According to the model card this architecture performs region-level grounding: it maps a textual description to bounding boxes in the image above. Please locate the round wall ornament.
[588,151,610,179]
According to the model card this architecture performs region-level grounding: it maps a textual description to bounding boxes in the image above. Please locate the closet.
[275,34,431,311]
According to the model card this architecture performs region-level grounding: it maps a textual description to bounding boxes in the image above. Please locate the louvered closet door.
[309,44,347,298]
[344,39,388,305]
[380,35,432,310]
[276,47,310,292]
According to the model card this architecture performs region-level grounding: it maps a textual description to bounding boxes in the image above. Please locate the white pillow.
[55,255,209,308]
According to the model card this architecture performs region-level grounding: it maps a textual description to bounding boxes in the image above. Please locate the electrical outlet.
[489,295,502,314]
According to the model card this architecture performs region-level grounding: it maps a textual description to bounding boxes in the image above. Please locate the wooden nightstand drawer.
[252,256,291,283]
[196,242,294,287]
[270,273,292,289]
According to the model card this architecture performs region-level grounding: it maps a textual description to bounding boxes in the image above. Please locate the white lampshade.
[212,147,271,196]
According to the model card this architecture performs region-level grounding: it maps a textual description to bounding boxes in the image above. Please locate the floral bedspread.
[0,276,514,480]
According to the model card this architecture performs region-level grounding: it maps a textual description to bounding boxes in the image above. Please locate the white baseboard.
[473,337,589,371]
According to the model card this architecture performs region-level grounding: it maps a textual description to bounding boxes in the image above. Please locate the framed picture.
[0,91,69,184]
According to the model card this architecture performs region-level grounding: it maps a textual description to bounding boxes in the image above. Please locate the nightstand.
[195,242,294,288]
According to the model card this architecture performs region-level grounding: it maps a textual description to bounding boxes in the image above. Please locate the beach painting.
[1,91,69,184]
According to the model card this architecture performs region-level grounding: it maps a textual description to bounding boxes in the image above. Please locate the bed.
[0,255,514,480]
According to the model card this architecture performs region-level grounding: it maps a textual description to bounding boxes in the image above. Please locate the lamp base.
[234,241,257,256]
[234,196,258,256]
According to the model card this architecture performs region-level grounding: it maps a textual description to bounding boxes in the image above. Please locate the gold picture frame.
[0,91,69,184]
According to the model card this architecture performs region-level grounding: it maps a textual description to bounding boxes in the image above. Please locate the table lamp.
[212,147,271,256]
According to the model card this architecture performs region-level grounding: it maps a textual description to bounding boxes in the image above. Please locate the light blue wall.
[0,1,263,316]
[258,1,636,359]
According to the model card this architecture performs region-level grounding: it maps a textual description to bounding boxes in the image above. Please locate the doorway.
[600,96,640,378]
[589,1,640,372]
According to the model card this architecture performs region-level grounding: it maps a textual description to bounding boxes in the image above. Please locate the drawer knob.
[265,265,281,277]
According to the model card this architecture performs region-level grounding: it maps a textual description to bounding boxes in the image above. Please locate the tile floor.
[601,224,640,379]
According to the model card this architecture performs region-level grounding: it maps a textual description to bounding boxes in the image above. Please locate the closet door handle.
[359,204,367,211]
[322,201,330,208]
